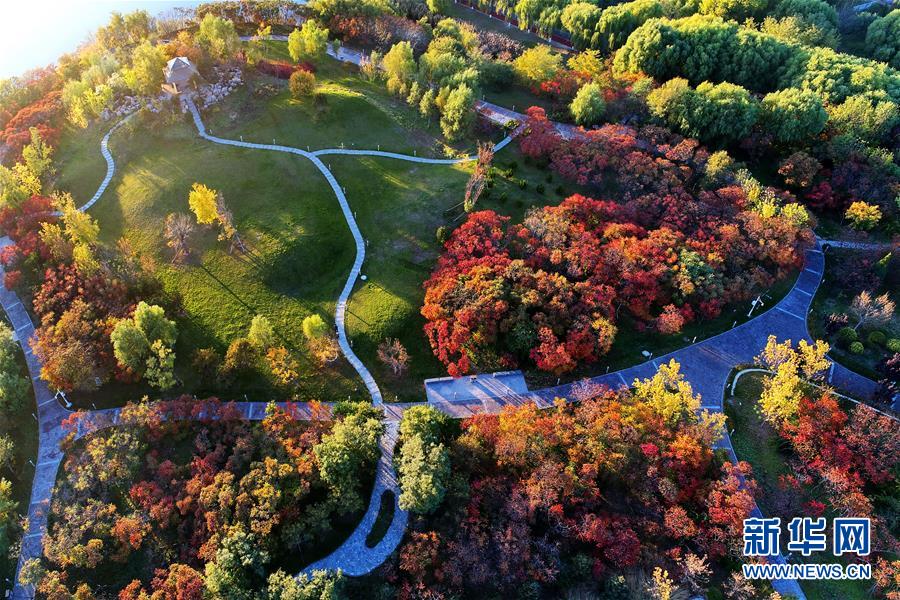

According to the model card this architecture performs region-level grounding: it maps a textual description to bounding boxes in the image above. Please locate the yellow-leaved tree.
[188,182,219,225]
[755,335,830,425]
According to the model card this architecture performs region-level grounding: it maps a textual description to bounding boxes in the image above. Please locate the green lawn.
[726,372,874,600]
[0,317,38,595]
[205,44,502,157]
[58,112,365,407]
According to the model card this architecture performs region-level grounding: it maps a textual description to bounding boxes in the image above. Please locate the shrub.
[223,337,257,375]
[302,314,329,339]
[849,341,865,354]
[887,338,900,352]
[289,69,316,98]
[868,331,887,346]
[845,201,883,230]
[257,60,314,80]
[837,326,858,346]
[865,9,900,69]
[825,312,850,333]
[536,184,545,194]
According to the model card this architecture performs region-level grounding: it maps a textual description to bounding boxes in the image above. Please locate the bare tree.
[164,212,195,263]
[680,553,711,594]
[849,290,895,331]
[463,142,494,213]
[215,195,246,254]
[377,338,410,377]
[723,572,756,600]
[570,379,606,402]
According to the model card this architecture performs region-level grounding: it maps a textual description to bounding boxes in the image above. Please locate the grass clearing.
[206,44,502,157]
[52,121,109,204]
[65,112,363,406]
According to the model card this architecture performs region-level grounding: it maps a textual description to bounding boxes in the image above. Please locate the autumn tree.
[204,526,270,599]
[648,78,759,146]
[21,126,53,183]
[389,363,756,595]
[760,88,827,144]
[188,182,219,225]
[755,335,830,424]
[266,346,301,390]
[302,314,329,340]
[145,340,176,390]
[439,84,475,142]
[56,192,101,274]
[656,304,686,335]
[0,478,16,562]
[289,70,316,98]
[397,435,450,514]
[223,337,257,377]
[266,569,346,599]
[246,23,272,65]
[122,41,167,96]
[866,9,900,69]
[383,41,416,93]
[248,315,276,350]
[377,338,410,377]
[188,183,243,252]
[33,300,112,392]
[164,212,195,263]
[849,290,895,331]
[302,314,339,366]
[844,201,882,230]
[0,435,13,473]
[513,45,562,85]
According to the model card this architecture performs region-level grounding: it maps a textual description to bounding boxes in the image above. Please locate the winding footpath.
[3,84,892,598]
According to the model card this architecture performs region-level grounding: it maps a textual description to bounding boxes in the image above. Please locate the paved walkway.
[4,60,885,598]
[0,238,71,600]
[819,239,898,251]
[78,115,133,212]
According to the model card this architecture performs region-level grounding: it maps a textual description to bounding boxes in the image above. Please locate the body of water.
[0,1,201,79]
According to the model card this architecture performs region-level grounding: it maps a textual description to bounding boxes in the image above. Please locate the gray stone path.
[0,237,70,600]
[301,422,409,576]
[819,239,898,251]
[76,115,133,212]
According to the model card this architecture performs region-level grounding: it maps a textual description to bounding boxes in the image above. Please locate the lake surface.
[0,1,202,79]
